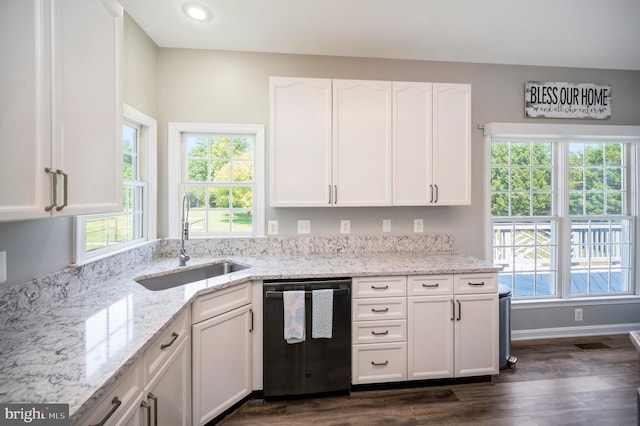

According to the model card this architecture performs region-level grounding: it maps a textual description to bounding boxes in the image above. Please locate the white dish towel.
[312,289,333,339]
[283,290,305,344]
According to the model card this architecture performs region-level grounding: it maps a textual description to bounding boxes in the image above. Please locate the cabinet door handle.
[89,396,121,426]
[249,308,254,332]
[450,299,455,321]
[328,185,332,204]
[371,330,389,336]
[422,283,439,288]
[371,360,389,366]
[468,281,485,286]
[160,332,179,350]
[55,169,68,211]
[371,285,389,290]
[140,400,151,426]
[334,185,337,204]
[44,168,57,211]
[434,184,439,203]
[371,307,389,313]
[148,392,158,426]
[456,300,461,321]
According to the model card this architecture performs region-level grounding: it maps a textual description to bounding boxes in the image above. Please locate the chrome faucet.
[179,193,190,266]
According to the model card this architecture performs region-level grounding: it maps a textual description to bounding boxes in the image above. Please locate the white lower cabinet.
[192,284,253,425]
[454,293,499,377]
[355,273,498,387]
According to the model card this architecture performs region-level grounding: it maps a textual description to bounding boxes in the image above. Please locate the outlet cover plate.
[340,220,351,234]
[382,219,391,233]
[267,220,279,235]
[297,220,311,234]
[414,219,424,233]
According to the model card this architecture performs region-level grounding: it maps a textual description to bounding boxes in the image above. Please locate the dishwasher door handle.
[264,288,350,298]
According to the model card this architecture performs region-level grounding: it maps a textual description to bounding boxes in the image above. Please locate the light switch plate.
[0,251,6,284]
[414,219,424,233]
[268,220,279,235]
[382,219,391,233]
[340,220,351,234]
[297,220,311,234]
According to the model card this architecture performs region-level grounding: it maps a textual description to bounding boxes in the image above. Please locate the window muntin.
[181,133,256,236]
[490,139,633,299]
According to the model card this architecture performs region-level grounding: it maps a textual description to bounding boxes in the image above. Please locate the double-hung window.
[486,123,638,300]
[168,123,265,238]
[75,105,157,263]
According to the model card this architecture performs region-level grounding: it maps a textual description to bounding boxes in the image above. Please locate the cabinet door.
[145,338,191,426]
[51,0,122,216]
[270,77,332,206]
[0,0,51,221]
[392,81,433,205]
[454,294,498,377]
[333,79,392,206]
[432,83,471,205]
[407,296,454,380]
[192,305,252,425]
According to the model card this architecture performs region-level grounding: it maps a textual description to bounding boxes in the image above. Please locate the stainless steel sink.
[135,261,250,291]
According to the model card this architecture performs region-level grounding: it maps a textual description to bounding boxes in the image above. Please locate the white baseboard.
[512,322,640,341]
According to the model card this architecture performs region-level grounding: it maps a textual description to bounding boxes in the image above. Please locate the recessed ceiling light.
[182,2,212,21]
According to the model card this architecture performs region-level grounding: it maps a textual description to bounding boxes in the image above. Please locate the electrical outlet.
[268,220,279,235]
[574,308,583,322]
[340,220,351,234]
[414,219,424,233]
[382,219,391,233]
[0,251,6,284]
[297,220,311,234]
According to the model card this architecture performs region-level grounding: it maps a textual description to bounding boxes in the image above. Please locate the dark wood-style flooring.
[220,334,640,425]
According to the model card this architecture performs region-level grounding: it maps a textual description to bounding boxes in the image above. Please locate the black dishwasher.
[263,278,351,398]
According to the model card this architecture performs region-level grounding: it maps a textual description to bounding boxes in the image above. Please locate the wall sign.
[525,81,611,119]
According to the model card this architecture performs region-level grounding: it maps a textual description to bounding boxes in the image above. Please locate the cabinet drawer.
[407,275,453,296]
[192,282,251,324]
[352,276,406,298]
[454,273,498,294]
[353,297,406,321]
[144,308,189,383]
[353,320,406,344]
[77,362,143,426]
[352,342,407,384]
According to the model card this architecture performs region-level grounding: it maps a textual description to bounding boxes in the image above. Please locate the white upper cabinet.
[332,79,393,206]
[432,83,472,205]
[393,82,433,205]
[393,82,471,206]
[269,77,469,207]
[270,77,332,207]
[0,0,123,221]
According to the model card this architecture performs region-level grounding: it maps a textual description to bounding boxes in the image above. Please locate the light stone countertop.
[0,251,499,422]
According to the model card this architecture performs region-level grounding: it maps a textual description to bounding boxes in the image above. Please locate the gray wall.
[157,48,640,333]
[0,13,158,289]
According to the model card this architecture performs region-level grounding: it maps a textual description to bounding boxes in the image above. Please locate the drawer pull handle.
[148,392,158,426]
[90,396,121,426]
[371,307,389,313]
[468,281,485,286]
[371,360,389,366]
[160,332,179,350]
[371,330,389,336]
[371,285,389,290]
[422,283,440,288]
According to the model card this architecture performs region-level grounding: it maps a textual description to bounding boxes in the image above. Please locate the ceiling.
[119,0,640,71]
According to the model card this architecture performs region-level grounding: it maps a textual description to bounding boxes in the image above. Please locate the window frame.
[484,123,640,302]
[74,104,157,265]
[167,122,265,238]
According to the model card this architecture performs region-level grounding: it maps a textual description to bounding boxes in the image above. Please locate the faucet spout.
[179,193,190,266]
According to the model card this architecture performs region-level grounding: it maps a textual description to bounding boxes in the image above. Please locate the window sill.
[512,295,640,310]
